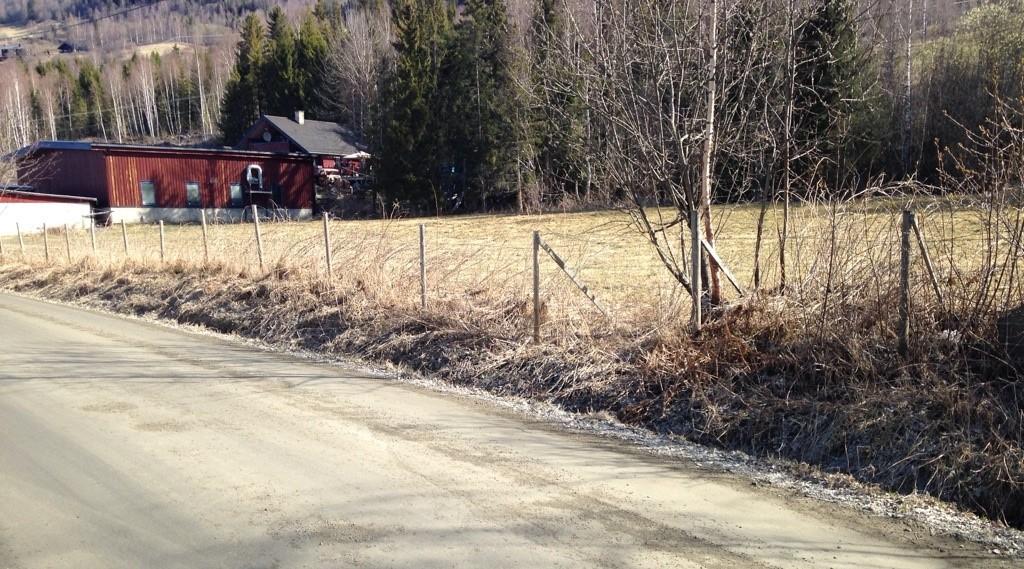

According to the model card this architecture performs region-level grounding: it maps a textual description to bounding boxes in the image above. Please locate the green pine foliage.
[374,0,526,211]
[793,0,860,169]
[265,6,301,115]
[75,59,104,135]
[374,0,455,209]
[528,0,587,203]
[218,6,335,144]
[297,10,330,111]
[444,0,523,208]
[219,13,267,143]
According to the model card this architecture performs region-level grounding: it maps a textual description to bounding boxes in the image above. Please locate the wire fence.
[1,203,1021,345]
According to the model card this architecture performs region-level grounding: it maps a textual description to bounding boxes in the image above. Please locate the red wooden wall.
[17,150,107,202]
[101,148,314,209]
[18,145,314,210]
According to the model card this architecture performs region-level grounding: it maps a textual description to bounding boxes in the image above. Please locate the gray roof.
[5,140,91,160]
[10,140,308,160]
[259,115,363,157]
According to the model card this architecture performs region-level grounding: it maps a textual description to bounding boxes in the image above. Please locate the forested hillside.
[0,0,335,157]
[4,0,1024,212]
[1,1,295,28]
[218,0,1013,212]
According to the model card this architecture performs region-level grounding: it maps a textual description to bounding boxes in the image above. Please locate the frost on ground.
[12,286,1023,560]
[1,261,1022,559]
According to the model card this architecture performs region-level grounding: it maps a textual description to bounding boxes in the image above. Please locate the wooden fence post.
[533,230,541,344]
[691,209,702,333]
[63,224,72,262]
[252,205,264,271]
[898,210,913,356]
[16,223,24,258]
[121,220,129,258]
[43,223,50,263]
[200,210,210,264]
[159,220,166,264]
[419,223,427,310]
[323,213,332,281]
[89,218,97,255]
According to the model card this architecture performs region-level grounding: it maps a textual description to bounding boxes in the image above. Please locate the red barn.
[15,142,315,224]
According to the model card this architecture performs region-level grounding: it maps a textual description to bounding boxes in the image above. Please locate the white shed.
[0,187,96,237]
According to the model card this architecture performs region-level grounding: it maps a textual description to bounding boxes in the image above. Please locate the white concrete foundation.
[107,208,314,224]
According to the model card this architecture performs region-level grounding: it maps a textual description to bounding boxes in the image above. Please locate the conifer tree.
[265,6,301,116]
[445,0,522,208]
[76,59,106,138]
[375,0,455,208]
[794,0,859,162]
[297,10,329,112]
[529,0,585,203]
[219,13,267,143]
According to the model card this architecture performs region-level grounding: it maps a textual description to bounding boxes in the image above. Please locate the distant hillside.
[0,1,321,56]
[1,1,271,27]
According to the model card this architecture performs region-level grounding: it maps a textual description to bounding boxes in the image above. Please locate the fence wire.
[1,204,1022,342]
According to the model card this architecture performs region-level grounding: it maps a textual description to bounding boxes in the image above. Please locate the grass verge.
[1,256,1021,530]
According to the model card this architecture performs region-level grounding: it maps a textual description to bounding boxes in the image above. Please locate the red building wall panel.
[102,149,314,209]
[17,150,106,203]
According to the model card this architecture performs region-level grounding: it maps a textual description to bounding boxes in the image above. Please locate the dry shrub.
[3,234,1021,527]
[2,116,1023,526]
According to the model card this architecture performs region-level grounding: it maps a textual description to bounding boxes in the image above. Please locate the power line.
[3,0,175,42]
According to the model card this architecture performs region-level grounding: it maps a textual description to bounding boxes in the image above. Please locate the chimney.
[294,110,305,125]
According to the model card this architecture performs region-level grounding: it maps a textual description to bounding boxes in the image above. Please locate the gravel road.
[0,292,1012,569]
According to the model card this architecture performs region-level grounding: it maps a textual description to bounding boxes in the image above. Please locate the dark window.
[186,182,201,207]
[139,181,156,207]
[229,183,243,207]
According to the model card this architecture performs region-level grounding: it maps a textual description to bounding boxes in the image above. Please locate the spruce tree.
[29,89,44,139]
[375,0,455,208]
[529,0,585,203]
[265,6,301,116]
[297,10,329,113]
[219,13,268,143]
[76,60,105,138]
[313,0,345,30]
[445,0,522,208]
[793,0,859,160]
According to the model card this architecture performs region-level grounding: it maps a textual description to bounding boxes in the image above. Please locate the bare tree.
[319,6,394,144]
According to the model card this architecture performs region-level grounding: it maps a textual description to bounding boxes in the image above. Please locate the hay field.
[0,24,25,38]
[0,202,999,330]
[118,41,195,60]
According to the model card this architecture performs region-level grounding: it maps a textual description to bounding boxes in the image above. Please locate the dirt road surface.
[0,293,1011,568]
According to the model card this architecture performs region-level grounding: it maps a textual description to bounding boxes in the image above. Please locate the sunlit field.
[1,200,1003,332]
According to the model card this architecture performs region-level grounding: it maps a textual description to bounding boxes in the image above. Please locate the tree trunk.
[700,0,722,305]
[780,0,796,294]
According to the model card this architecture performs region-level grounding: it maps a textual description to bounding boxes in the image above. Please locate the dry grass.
[0,24,27,39]
[1,200,1022,528]
[1,201,999,336]
[118,41,195,60]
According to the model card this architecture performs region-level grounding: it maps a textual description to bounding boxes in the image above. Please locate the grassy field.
[0,24,24,38]
[117,41,196,60]
[3,201,1023,528]
[0,202,1000,332]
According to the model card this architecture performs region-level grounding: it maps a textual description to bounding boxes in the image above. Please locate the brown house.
[238,112,367,174]
[16,142,315,223]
